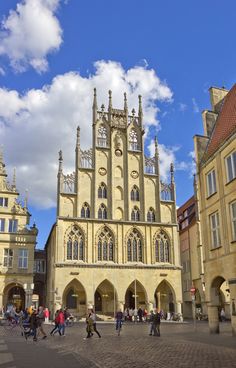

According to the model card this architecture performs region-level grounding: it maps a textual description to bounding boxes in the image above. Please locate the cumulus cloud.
[0,0,63,73]
[0,60,173,208]
[148,141,194,182]
[192,98,200,113]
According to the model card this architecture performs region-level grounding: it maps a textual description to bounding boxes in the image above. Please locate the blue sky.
[0,0,235,248]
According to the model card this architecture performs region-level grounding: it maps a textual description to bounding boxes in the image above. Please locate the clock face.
[115,149,122,157]
[131,170,139,179]
[98,167,107,176]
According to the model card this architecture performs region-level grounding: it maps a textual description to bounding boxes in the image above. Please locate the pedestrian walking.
[115,309,123,335]
[24,308,38,341]
[149,310,155,336]
[85,312,94,339]
[37,306,47,339]
[89,309,101,338]
[50,310,61,336]
[152,309,161,337]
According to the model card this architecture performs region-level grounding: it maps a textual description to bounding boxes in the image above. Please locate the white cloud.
[179,102,187,112]
[0,67,5,76]
[148,141,194,182]
[192,98,200,113]
[0,60,173,208]
[0,0,63,73]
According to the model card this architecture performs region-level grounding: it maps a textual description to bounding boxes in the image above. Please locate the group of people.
[4,303,161,340]
[123,307,148,322]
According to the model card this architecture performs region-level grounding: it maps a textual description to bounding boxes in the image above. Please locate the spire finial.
[138,95,143,125]
[58,150,63,173]
[108,90,112,111]
[124,92,128,112]
[93,88,98,123]
[24,189,28,209]
[0,146,6,175]
[155,136,159,155]
[12,167,16,190]
[170,163,174,183]
[76,125,80,148]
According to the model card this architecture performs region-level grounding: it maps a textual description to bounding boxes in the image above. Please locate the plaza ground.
[0,321,236,368]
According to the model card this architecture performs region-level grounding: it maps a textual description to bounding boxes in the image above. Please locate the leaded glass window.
[97,227,114,261]
[81,203,90,218]
[98,204,107,219]
[155,231,170,262]
[127,229,142,262]
[66,226,84,261]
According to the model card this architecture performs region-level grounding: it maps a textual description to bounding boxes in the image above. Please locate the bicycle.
[2,316,24,334]
[65,315,76,327]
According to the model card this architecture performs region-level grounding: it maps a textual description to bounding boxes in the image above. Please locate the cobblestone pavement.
[1,321,236,368]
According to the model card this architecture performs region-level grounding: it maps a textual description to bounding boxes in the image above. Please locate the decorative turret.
[0,148,6,177]
[138,95,143,126]
[124,92,128,122]
[108,90,112,122]
[12,167,16,191]
[24,189,28,209]
[92,88,98,124]
[154,136,160,176]
[58,150,63,174]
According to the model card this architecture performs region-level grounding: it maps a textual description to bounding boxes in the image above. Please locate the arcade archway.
[62,279,87,317]
[94,279,118,316]
[154,280,175,316]
[125,280,147,309]
[3,283,25,310]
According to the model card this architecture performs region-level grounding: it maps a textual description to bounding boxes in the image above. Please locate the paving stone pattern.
[1,321,236,368]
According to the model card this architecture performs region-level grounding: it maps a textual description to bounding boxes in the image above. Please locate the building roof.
[203,84,236,162]
[177,195,195,216]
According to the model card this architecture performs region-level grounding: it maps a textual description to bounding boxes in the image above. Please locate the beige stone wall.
[46,98,182,317]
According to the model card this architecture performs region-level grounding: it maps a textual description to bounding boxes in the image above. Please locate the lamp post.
[190,286,196,331]
[23,283,34,309]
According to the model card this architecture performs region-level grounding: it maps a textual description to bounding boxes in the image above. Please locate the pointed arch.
[147,207,155,222]
[130,185,140,201]
[96,226,114,262]
[154,279,176,313]
[115,186,123,200]
[98,182,107,199]
[125,279,148,309]
[65,224,85,261]
[129,128,139,151]
[98,203,107,219]
[62,279,87,315]
[115,166,123,178]
[126,228,142,262]
[94,279,118,315]
[131,206,140,221]
[154,230,171,263]
[81,202,90,218]
[97,124,107,147]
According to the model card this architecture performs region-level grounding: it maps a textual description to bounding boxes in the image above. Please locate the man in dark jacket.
[152,309,161,336]
[24,309,38,341]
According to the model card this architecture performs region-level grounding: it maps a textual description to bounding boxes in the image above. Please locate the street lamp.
[23,283,34,309]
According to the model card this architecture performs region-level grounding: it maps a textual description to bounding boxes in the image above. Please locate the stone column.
[208,304,219,334]
[148,301,154,313]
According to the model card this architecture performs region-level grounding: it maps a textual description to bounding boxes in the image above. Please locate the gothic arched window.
[147,208,155,222]
[129,129,139,151]
[97,125,107,147]
[127,229,142,262]
[97,227,114,261]
[81,203,90,218]
[66,226,84,261]
[98,204,107,219]
[131,206,140,221]
[130,186,139,201]
[155,231,170,263]
[98,183,107,199]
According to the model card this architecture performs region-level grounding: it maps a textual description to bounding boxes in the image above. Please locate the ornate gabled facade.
[194,85,236,335]
[0,152,38,311]
[46,90,182,318]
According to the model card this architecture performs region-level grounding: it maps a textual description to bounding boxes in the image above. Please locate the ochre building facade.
[0,153,38,311]
[46,90,182,317]
[194,85,236,335]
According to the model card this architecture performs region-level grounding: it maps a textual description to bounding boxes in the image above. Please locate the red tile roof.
[203,84,236,162]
